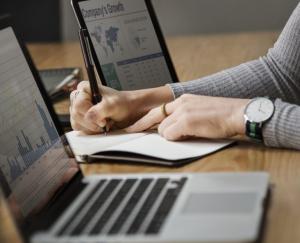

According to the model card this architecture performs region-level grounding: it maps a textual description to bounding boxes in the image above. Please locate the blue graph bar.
[35,101,58,142]
[6,101,59,182]
[7,157,23,182]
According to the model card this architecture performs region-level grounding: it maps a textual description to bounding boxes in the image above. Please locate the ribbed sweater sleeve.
[168,3,300,150]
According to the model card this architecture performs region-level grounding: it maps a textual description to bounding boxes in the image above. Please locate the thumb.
[77,81,92,97]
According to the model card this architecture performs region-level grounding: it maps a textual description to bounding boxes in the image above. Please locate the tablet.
[71,0,178,90]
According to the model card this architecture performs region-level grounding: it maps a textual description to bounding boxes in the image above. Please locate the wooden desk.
[2,31,300,243]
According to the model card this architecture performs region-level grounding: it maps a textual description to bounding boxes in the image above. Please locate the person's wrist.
[125,90,147,117]
[129,86,174,115]
[229,99,250,137]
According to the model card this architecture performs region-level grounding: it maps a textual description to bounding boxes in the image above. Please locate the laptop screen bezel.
[71,0,179,88]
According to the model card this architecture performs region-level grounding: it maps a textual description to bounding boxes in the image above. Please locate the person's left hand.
[126,94,250,141]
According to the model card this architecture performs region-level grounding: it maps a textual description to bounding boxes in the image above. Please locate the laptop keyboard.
[108,178,152,234]
[89,179,137,234]
[126,178,169,234]
[56,177,187,237]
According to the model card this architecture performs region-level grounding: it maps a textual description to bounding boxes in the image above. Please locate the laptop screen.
[0,26,79,224]
[78,0,174,90]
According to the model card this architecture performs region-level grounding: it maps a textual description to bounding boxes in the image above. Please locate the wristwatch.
[244,97,275,142]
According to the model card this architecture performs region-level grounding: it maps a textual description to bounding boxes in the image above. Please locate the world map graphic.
[90,26,124,56]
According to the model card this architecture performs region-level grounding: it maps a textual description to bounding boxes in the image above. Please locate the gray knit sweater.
[169,3,300,150]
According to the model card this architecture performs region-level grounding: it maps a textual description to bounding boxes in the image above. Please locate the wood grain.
[3,31,300,243]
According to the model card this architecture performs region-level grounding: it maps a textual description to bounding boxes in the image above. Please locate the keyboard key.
[108,179,153,235]
[70,179,121,236]
[146,177,187,234]
[57,180,106,236]
[127,178,169,235]
[89,179,137,235]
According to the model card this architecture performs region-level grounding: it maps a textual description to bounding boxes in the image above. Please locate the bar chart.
[6,101,58,182]
[0,27,77,216]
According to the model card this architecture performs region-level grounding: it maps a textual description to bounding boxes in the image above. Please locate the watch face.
[245,98,275,123]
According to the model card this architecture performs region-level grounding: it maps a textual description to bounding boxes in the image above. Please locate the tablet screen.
[79,0,174,90]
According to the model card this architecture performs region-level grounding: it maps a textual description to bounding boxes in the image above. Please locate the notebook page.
[103,133,233,160]
[66,131,147,156]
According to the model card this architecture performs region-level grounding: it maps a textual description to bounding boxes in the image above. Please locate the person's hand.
[126,94,250,140]
[70,81,137,134]
[70,81,174,134]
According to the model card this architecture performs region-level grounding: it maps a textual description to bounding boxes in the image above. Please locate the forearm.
[169,3,300,105]
[128,85,174,117]
[169,59,287,99]
[263,99,300,150]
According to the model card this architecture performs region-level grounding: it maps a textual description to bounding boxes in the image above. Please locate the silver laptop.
[0,16,270,243]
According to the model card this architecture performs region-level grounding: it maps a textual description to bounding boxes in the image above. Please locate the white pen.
[54,68,80,91]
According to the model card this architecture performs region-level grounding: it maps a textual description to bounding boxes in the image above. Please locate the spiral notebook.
[66,131,233,167]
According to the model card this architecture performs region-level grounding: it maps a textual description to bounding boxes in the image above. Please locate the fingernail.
[98,121,106,128]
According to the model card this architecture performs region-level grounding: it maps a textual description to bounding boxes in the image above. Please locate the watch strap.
[246,121,263,142]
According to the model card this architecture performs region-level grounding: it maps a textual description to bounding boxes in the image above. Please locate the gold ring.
[161,103,168,117]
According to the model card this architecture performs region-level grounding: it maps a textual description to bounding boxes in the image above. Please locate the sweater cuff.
[263,99,300,149]
[167,83,185,99]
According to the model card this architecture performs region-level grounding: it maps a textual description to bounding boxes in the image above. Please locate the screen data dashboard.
[79,0,174,90]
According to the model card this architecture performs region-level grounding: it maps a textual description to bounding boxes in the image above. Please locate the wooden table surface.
[2,31,300,243]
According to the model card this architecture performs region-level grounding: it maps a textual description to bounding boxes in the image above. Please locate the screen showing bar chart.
[0,27,78,218]
[7,101,58,182]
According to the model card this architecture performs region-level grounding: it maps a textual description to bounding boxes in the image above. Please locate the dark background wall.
[61,0,300,41]
[0,0,299,42]
[152,0,299,36]
[0,0,60,42]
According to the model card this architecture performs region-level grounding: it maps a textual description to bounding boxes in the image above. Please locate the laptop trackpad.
[182,192,258,214]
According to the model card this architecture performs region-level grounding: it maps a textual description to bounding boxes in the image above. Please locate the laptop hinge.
[22,171,86,241]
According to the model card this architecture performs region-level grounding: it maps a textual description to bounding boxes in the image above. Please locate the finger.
[164,99,179,115]
[106,119,115,131]
[70,115,101,135]
[72,90,93,115]
[84,110,107,129]
[77,81,92,95]
[69,99,101,134]
[158,114,178,136]
[72,121,103,135]
[85,101,112,127]
[70,104,99,132]
[161,122,184,141]
[125,106,164,133]
[70,90,80,108]
[157,99,185,135]
[71,109,100,133]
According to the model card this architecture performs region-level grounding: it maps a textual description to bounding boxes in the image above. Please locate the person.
[70,3,300,150]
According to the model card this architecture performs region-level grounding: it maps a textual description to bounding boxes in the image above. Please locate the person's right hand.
[70,81,139,134]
